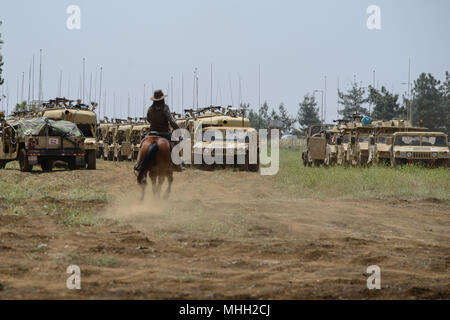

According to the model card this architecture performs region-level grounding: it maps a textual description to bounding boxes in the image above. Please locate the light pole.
[314,89,324,124]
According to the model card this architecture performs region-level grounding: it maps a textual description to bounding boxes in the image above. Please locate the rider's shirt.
[147,102,179,133]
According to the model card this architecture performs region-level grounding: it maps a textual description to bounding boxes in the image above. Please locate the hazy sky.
[1,0,449,123]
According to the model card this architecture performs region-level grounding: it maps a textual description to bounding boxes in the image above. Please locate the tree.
[15,101,27,112]
[338,81,368,119]
[278,102,294,134]
[297,93,320,131]
[0,20,4,88]
[439,71,450,134]
[368,86,404,120]
[410,73,447,132]
[269,108,280,121]
[248,101,270,130]
[0,20,4,111]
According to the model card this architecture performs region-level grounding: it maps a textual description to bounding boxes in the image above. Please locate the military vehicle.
[103,123,118,161]
[97,120,113,159]
[302,124,334,167]
[389,131,449,167]
[335,120,351,165]
[368,119,427,165]
[130,123,150,160]
[185,106,259,171]
[0,116,86,172]
[346,123,374,166]
[37,98,97,169]
[114,123,133,161]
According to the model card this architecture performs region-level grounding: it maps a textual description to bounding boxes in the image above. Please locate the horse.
[137,136,173,200]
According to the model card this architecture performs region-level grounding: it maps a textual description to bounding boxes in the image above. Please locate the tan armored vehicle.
[335,121,351,165]
[187,106,259,171]
[302,124,334,166]
[0,116,86,172]
[130,123,150,160]
[114,123,133,161]
[389,132,449,166]
[103,124,118,161]
[346,123,374,166]
[37,98,97,169]
[97,120,113,159]
[368,119,427,165]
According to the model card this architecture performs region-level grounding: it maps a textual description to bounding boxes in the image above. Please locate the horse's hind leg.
[163,171,173,200]
[140,171,147,201]
[150,173,158,198]
[156,174,165,199]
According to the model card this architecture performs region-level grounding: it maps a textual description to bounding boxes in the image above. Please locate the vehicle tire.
[40,159,53,172]
[0,160,6,169]
[87,150,96,170]
[108,151,114,161]
[390,157,397,167]
[68,158,77,170]
[19,148,33,172]
[118,151,123,162]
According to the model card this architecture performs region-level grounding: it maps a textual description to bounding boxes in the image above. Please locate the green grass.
[275,148,450,200]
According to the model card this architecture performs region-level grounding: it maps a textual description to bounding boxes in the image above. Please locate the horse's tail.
[137,142,158,184]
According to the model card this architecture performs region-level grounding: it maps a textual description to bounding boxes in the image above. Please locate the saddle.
[148,131,171,141]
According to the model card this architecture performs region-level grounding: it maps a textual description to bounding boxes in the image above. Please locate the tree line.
[248,71,449,135]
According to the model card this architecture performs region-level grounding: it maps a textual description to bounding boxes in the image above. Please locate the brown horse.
[137,136,173,200]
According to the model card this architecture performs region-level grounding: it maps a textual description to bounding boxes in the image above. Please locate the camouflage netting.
[8,117,83,138]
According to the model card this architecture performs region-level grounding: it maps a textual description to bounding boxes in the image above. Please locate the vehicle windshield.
[343,135,349,143]
[77,124,94,137]
[395,135,420,146]
[377,136,387,143]
[421,135,447,146]
[359,135,369,142]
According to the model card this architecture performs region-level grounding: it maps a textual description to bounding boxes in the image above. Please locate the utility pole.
[38,49,42,102]
[98,67,103,120]
[210,64,213,107]
[82,58,85,103]
[324,75,327,123]
[181,74,184,114]
[408,58,412,123]
[258,64,261,110]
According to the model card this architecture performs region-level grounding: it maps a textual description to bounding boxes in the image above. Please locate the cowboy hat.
[151,89,168,101]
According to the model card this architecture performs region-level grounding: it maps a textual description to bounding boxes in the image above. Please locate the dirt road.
[0,160,449,299]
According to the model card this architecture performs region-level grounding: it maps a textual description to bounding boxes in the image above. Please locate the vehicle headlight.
[407,152,412,158]
[400,152,406,157]
[431,152,438,158]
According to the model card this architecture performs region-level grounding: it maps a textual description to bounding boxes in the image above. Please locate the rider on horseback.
[134,89,182,172]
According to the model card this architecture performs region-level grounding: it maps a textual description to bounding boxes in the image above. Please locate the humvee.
[0,117,86,172]
[130,123,150,160]
[97,121,113,159]
[37,98,97,169]
[368,119,427,165]
[187,106,259,171]
[302,124,334,166]
[114,123,133,161]
[103,124,118,161]
[346,123,374,166]
[389,131,449,167]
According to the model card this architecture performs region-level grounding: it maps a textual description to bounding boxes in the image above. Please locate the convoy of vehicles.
[303,114,449,167]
